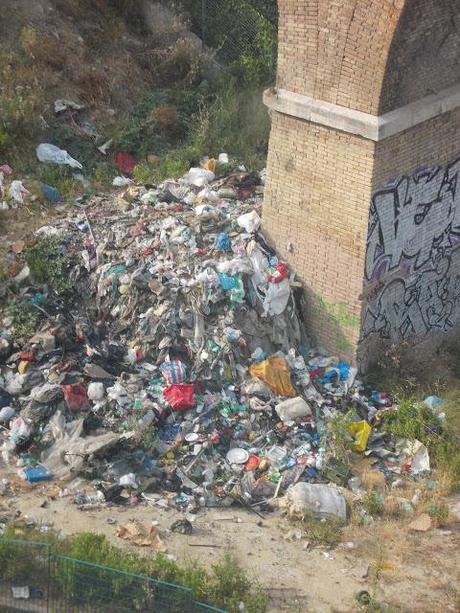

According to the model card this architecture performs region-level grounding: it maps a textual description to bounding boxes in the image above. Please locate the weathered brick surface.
[265,0,460,367]
[277,1,459,115]
[263,112,374,359]
[380,0,460,113]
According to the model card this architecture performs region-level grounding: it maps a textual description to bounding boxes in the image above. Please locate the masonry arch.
[265,0,460,366]
[276,0,460,115]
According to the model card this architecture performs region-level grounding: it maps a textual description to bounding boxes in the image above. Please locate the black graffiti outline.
[365,156,460,284]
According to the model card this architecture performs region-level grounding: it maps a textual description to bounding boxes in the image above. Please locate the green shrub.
[381,398,442,446]
[362,492,384,517]
[0,528,268,612]
[113,88,203,159]
[324,410,356,461]
[25,237,72,294]
[6,302,42,337]
[186,80,270,169]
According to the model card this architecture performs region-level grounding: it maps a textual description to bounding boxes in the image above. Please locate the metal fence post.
[47,545,51,613]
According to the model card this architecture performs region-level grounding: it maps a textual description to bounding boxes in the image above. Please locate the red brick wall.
[276,0,403,114]
[263,111,374,359]
[264,0,460,366]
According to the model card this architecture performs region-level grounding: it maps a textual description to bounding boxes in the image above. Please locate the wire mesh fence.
[179,0,277,66]
[0,539,226,613]
[200,0,277,64]
[0,539,50,611]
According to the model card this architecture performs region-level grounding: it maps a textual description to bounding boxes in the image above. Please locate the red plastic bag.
[267,262,289,284]
[62,383,89,412]
[163,384,195,411]
[115,151,138,175]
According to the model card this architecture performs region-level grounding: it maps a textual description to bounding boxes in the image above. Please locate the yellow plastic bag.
[348,421,372,452]
[249,356,297,397]
[204,158,217,173]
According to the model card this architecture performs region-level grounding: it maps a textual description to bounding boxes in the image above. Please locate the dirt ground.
[0,468,458,613]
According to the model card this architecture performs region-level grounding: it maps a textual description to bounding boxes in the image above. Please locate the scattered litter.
[54,99,85,113]
[9,180,30,205]
[116,520,167,551]
[113,176,133,187]
[98,139,113,155]
[115,151,137,175]
[36,143,83,169]
[171,518,193,534]
[0,160,441,532]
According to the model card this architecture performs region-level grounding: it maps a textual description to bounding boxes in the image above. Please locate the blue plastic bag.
[216,232,231,251]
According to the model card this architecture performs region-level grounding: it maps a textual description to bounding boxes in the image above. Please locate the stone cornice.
[263,83,460,141]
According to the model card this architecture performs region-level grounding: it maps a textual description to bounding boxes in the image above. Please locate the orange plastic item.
[245,454,260,471]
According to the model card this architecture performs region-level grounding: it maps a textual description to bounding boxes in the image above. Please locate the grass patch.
[362,492,384,518]
[380,398,441,445]
[133,155,189,185]
[0,526,268,612]
[187,80,270,170]
[35,165,83,200]
[301,514,343,546]
[0,51,46,156]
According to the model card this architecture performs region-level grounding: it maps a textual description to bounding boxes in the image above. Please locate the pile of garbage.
[0,159,440,521]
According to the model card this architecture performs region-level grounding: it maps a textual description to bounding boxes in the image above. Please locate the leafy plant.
[325,410,356,461]
[6,302,42,337]
[25,237,72,294]
[381,398,441,446]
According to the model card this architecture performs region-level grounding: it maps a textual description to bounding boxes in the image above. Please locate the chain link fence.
[178,0,277,67]
[0,539,226,612]
[200,0,276,64]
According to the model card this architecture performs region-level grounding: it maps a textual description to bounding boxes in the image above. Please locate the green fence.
[0,539,226,612]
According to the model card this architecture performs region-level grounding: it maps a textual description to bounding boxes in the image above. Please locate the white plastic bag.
[119,473,138,488]
[184,167,215,187]
[88,382,105,401]
[8,180,30,204]
[113,176,133,187]
[275,397,311,422]
[237,210,261,233]
[10,417,33,443]
[263,278,291,315]
[0,406,15,423]
[281,483,347,521]
[36,143,83,169]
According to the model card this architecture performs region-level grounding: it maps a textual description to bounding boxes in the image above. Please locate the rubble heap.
[0,162,438,519]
